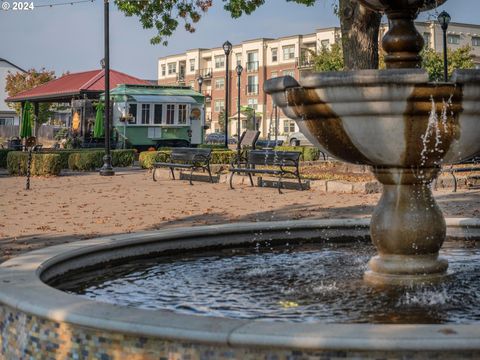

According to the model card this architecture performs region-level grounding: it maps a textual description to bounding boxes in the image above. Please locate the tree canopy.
[311,43,344,72]
[115,0,381,69]
[5,68,56,124]
[421,46,475,81]
[115,0,317,46]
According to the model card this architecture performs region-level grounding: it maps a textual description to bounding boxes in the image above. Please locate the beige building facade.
[158,21,480,142]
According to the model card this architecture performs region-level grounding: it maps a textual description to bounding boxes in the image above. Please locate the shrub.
[139,149,236,169]
[0,149,13,168]
[210,150,236,164]
[67,149,135,171]
[139,150,169,169]
[68,151,104,171]
[7,151,62,176]
[274,146,322,161]
[111,149,135,167]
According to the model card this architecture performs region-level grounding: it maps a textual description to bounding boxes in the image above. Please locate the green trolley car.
[110,84,205,150]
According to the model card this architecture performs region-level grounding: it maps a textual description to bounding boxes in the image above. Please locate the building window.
[320,39,330,49]
[270,72,278,79]
[215,55,225,68]
[128,103,137,122]
[283,120,296,133]
[178,104,188,124]
[236,53,242,66]
[0,117,14,125]
[166,104,175,124]
[161,65,166,77]
[247,98,258,110]
[447,34,460,45]
[283,69,295,77]
[167,63,176,75]
[423,32,431,48]
[214,100,225,112]
[154,104,163,124]
[247,51,259,72]
[215,78,225,90]
[271,48,278,62]
[141,104,150,124]
[472,37,480,47]
[247,75,258,95]
[283,45,295,60]
[189,59,195,72]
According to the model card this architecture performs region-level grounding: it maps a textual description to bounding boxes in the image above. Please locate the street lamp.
[438,10,451,82]
[235,64,243,164]
[100,0,114,176]
[223,40,232,148]
[197,75,203,93]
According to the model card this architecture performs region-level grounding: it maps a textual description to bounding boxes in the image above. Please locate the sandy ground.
[1,168,479,263]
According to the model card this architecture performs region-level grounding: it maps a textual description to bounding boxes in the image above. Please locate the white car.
[286,132,313,146]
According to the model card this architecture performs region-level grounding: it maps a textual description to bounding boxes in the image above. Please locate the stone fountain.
[265,0,480,285]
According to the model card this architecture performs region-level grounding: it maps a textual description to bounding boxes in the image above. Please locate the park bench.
[439,156,480,192]
[153,147,213,185]
[229,149,303,193]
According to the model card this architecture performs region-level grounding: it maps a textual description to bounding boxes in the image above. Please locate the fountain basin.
[1,219,480,359]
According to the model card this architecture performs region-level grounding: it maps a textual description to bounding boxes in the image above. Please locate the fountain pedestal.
[365,167,448,285]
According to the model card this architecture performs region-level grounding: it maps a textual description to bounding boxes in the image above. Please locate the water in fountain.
[57,239,480,324]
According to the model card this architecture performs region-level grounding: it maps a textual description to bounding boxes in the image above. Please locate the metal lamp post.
[438,10,451,82]
[197,76,203,93]
[100,0,114,176]
[223,41,232,148]
[235,64,243,164]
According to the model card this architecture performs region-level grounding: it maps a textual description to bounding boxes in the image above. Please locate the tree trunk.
[339,0,382,70]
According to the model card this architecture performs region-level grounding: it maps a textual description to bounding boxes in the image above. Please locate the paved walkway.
[1,168,479,262]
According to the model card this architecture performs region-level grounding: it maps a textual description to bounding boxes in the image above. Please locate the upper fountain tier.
[357,0,448,68]
[265,69,480,167]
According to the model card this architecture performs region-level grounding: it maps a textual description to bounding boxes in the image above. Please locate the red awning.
[6,69,149,102]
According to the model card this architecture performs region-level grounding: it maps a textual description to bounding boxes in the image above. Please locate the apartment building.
[158,21,480,142]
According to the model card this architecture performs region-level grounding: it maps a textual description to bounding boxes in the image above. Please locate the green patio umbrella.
[19,102,33,139]
[93,102,104,138]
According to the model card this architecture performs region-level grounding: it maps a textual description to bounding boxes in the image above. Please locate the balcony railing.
[296,57,314,69]
[246,61,259,72]
[197,68,213,79]
[176,73,185,83]
[246,84,259,95]
[202,90,212,102]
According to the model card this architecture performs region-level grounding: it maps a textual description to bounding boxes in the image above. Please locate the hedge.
[274,146,322,161]
[0,149,13,168]
[37,149,104,169]
[7,152,62,176]
[68,149,135,171]
[139,149,236,169]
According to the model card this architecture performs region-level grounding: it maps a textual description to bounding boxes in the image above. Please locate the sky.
[0,0,478,80]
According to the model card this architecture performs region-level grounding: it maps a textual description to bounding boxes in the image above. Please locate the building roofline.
[0,58,27,73]
[315,26,341,32]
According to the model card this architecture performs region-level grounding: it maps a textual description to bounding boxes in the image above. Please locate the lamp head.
[197,76,203,86]
[438,11,451,31]
[223,41,232,55]
[236,64,243,76]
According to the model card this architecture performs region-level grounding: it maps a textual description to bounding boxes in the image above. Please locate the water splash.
[419,95,453,167]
